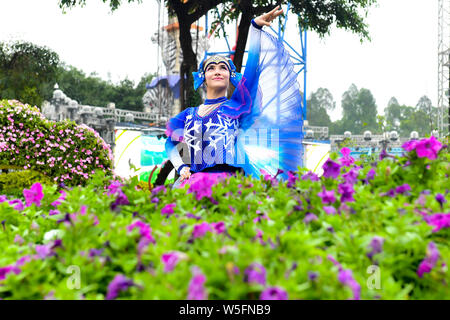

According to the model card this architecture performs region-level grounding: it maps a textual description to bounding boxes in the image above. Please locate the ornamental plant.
[0,136,448,300]
[0,99,113,186]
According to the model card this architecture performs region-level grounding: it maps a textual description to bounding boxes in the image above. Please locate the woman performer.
[165,6,304,188]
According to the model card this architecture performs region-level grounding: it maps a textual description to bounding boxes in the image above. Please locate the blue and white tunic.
[165,20,304,180]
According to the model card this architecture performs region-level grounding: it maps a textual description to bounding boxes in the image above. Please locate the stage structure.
[438,0,450,137]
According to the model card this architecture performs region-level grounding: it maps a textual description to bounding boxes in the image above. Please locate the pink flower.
[244,263,266,286]
[322,159,341,179]
[192,222,213,239]
[106,274,134,300]
[339,147,355,167]
[211,221,226,234]
[317,188,336,204]
[23,182,44,207]
[161,251,187,272]
[260,287,288,300]
[187,267,208,300]
[161,203,176,217]
[186,172,228,201]
[415,136,442,160]
[417,242,440,278]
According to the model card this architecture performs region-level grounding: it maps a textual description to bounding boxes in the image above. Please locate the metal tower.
[203,3,308,121]
[438,0,450,137]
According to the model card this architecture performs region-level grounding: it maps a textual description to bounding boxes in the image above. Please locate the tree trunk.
[233,0,254,72]
[177,19,198,111]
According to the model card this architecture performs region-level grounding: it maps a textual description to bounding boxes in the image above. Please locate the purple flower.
[0,195,8,203]
[366,168,376,181]
[395,183,411,195]
[260,169,279,186]
[308,271,319,281]
[338,269,361,300]
[0,265,20,281]
[317,188,336,204]
[23,182,44,207]
[161,203,176,217]
[88,248,104,257]
[186,172,227,201]
[417,242,440,278]
[402,140,418,152]
[379,148,389,160]
[322,159,341,179]
[151,185,166,195]
[49,209,60,216]
[110,191,130,211]
[367,236,384,260]
[244,263,266,286]
[107,181,123,196]
[287,171,298,188]
[415,136,442,160]
[9,199,24,211]
[338,183,355,203]
[186,213,202,220]
[303,212,318,224]
[161,252,181,272]
[192,222,212,239]
[323,206,337,215]
[106,274,134,300]
[127,221,156,253]
[260,287,288,300]
[328,255,361,300]
[14,234,24,245]
[342,168,359,184]
[301,171,320,181]
[381,189,396,198]
[35,244,56,259]
[423,213,450,232]
[211,221,226,234]
[51,190,66,207]
[435,193,446,207]
[187,267,208,300]
[339,147,355,167]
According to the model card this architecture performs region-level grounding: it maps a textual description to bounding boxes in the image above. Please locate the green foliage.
[0,141,448,300]
[56,64,155,111]
[0,168,53,198]
[0,41,60,107]
[307,88,334,127]
[0,99,113,186]
[340,84,378,135]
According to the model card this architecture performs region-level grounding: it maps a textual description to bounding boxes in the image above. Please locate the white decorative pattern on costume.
[184,117,202,154]
[204,112,240,157]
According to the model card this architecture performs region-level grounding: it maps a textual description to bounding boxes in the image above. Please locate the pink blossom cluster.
[402,136,443,160]
[0,100,113,184]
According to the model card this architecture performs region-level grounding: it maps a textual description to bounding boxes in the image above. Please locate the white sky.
[0,0,438,121]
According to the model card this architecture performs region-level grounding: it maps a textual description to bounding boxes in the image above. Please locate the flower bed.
[0,136,448,300]
[0,99,113,187]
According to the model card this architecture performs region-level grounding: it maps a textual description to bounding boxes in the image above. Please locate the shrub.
[0,99,113,186]
[0,166,53,197]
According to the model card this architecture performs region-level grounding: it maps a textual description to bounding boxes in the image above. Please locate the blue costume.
[165,20,304,183]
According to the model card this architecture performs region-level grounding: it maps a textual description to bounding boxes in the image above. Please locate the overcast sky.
[0,0,438,121]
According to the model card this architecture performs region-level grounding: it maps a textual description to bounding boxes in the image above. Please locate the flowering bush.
[0,99,113,186]
[0,136,448,300]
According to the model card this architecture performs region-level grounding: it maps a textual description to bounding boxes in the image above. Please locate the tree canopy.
[58,0,378,110]
[0,41,60,107]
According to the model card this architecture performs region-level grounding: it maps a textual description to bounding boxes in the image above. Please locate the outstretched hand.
[254,5,284,28]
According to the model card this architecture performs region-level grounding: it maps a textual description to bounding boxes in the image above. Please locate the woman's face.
[204,62,230,92]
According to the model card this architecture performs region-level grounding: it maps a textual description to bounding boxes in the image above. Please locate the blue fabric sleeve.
[228,16,304,181]
[164,108,191,173]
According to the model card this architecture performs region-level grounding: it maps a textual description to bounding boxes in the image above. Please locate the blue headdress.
[192,55,243,91]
